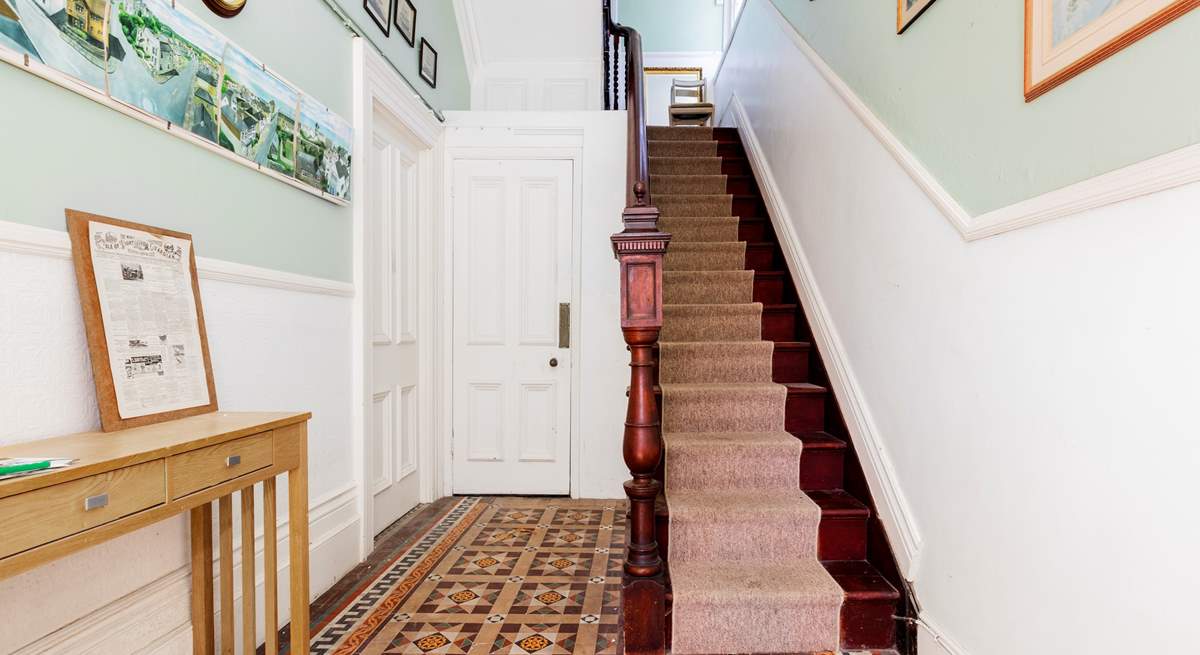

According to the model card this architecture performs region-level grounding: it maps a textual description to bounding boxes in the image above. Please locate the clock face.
[202,0,247,17]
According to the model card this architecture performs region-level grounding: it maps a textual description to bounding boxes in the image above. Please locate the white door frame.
[352,38,445,557]
[441,134,586,498]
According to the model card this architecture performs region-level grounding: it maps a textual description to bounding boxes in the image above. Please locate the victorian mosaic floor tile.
[305,497,625,655]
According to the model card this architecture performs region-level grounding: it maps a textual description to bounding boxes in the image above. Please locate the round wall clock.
[202,0,247,18]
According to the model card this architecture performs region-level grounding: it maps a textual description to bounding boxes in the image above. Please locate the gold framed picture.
[898,0,939,33]
[1025,0,1200,101]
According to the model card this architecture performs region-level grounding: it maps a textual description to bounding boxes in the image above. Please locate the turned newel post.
[612,201,669,578]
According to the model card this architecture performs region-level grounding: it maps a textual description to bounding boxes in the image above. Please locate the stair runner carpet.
[650,125,843,654]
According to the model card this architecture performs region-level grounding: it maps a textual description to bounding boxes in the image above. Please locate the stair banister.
[603,1,670,652]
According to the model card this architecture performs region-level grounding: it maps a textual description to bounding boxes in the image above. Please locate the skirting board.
[716,0,1200,242]
[0,219,354,298]
[11,483,361,654]
[726,94,924,579]
[917,613,971,655]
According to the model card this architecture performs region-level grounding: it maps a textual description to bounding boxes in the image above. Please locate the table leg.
[288,464,310,652]
[190,503,215,655]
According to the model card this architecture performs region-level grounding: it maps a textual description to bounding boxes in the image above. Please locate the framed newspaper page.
[66,210,218,431]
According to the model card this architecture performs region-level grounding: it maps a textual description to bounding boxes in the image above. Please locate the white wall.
[441,111,629,499]
[455,0,602,111]
[715,1,1200,653]
[0,224,360,653]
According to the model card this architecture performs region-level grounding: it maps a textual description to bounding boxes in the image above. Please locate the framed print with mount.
[66,210,219,432]
[1025,0,1200,101]
[364,0,392,37]
[419,38,437,87]
[395,0,417,47]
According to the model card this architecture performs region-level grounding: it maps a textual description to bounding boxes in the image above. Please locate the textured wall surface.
[765,0,1200,215]
[0,245,358,653]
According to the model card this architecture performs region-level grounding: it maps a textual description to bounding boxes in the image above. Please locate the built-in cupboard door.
[368,108,421,533]
[452,159,573,495]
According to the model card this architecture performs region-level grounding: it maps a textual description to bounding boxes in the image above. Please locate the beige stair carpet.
[651,125,842,654]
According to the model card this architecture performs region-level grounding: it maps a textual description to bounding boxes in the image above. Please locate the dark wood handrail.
[603,0,654,213]
[604,2,670,652]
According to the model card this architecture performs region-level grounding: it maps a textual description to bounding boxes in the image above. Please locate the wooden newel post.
[613,198,669,655]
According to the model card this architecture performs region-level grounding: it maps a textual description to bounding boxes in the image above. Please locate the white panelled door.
[368,108,422,533]
[452,159,574,494]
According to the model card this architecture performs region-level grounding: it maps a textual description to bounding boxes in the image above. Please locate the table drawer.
[167,432,273,500]
[0,460,165,560]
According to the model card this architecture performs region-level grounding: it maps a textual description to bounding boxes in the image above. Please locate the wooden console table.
[0,411,312,654]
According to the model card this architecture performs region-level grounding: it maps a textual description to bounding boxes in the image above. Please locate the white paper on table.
[89,222,211,419]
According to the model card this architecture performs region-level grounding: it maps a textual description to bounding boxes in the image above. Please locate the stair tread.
[671,561,843,600]
[755,270,786,278]
[823,560,901,601]
[774,341,812,350]
[808,489,870,517]
[669,241,745,250]
[784,382,828,394]
[764,303,800,310]
[669,488,819,517]
[795,431,847,450]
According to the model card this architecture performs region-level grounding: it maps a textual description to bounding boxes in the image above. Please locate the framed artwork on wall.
[419,38,437,88]
[897,0,938,33]
[395,0,417,47]
[364,0,391,37]
[1025,0,1200,101]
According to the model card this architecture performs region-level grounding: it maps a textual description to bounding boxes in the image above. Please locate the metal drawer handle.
[226,455,242,467]
[84,494,109,512]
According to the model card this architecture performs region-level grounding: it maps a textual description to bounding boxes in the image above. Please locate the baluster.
[240,487,256,654]
[614,34,622,109]
[263,478,279,655]
[218,495,235,655]
[190,503,215,655]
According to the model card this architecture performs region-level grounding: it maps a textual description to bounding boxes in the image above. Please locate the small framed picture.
[897,0,938,33]
[364,0,391,37]
[395,0,417,47]
[419,38,438,88]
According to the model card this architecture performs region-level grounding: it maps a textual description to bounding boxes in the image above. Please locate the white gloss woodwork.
[452,158,573,494]
[367,106,422,534]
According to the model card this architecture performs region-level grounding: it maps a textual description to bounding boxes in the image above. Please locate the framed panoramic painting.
[897,0,938,33]
[1025,0,1200,101]
[364,0,391,37]
[395,0,417,47]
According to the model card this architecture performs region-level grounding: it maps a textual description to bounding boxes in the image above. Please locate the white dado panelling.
[0,230,359,653]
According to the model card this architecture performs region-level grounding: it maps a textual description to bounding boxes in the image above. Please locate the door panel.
[369,108,422,533]
[453,159,573,495]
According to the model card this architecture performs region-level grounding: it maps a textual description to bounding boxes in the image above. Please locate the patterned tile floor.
[280,496,901,655]
[301,497,624,655]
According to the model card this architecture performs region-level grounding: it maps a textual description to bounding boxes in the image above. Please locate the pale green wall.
[766,0,1200,215]
[332,0,469,112]
[0,0,360,281]
[620,0,723,52]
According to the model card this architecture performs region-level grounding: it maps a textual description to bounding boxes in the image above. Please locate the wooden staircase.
[651,127,912,653]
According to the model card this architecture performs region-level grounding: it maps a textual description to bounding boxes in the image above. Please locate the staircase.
[648,125,905,654]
